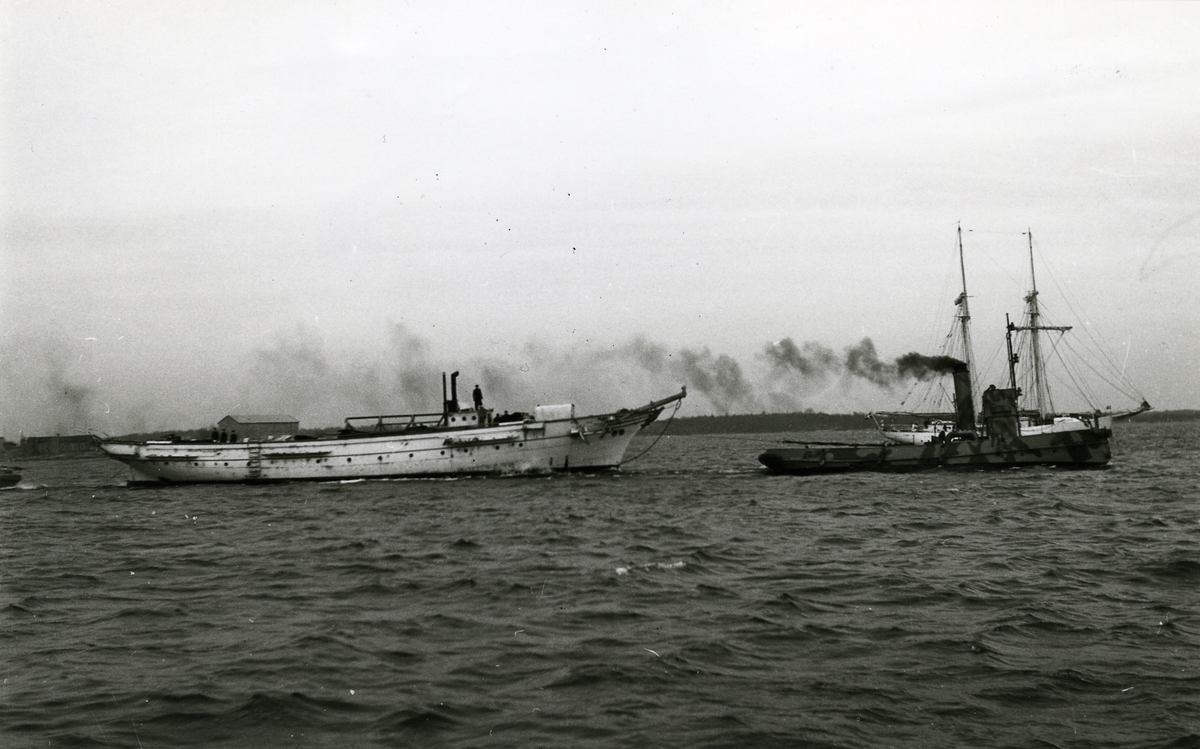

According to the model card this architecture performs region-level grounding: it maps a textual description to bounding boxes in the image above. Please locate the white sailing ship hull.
[1020,414,1113,436]
[881,430,940,445]
[881,414,1115,445]
[880,422,955,445]
[99,406,673,484]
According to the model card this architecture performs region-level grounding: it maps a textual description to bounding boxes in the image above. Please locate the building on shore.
[11,435,98,457]
[216,415,299,442]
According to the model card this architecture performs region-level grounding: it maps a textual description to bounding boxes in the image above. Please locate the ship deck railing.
[343,411,453,433]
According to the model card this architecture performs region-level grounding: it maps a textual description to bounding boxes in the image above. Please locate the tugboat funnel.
[953,366,975,432]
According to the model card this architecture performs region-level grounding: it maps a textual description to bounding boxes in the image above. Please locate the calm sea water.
[2,423,1198,748]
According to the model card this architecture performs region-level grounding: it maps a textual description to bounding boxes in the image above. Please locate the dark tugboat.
[760,228,1148,476]
[759,368,1113,475]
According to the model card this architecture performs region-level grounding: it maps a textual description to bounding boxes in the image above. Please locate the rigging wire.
[1028,296,1144,408]
[973,337,1007,390]
[1056,335,1142,403]
[623,398,683,463]
[1055,337,1100,410]
[1029,236,1148,402]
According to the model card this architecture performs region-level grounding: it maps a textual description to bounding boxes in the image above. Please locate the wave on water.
[2,426,1199,747]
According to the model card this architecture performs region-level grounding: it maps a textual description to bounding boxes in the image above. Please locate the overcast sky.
[2,0,1197,437]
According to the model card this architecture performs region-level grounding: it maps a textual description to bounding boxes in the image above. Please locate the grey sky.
[2,1,1197,437]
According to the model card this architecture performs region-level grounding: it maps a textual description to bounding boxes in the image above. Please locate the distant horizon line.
[6,409,1195,443]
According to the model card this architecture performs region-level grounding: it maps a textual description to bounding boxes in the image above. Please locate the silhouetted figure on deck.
[473,384,483,409]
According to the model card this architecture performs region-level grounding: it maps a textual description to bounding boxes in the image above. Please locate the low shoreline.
[4,410,1192,459]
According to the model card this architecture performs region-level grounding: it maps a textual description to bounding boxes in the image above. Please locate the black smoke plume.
[673,348,754,415]
[895,353,967,380]
[763,338,839,378]
[764,337,965,389]
[843,338,894,387]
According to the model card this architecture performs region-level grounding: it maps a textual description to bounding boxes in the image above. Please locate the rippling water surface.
[3,423,1199,748]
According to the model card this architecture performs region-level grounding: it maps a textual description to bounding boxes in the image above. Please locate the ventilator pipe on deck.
[442,371,462,419]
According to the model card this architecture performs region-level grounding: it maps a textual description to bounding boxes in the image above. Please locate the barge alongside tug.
[98,372,685,484]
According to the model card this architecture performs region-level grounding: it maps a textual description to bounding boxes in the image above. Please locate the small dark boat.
[0,467,21,488]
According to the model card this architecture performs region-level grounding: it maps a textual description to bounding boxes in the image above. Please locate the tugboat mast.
[954,224,979,415]
[1026,231,1049,417]
[1010,230,1070,421]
